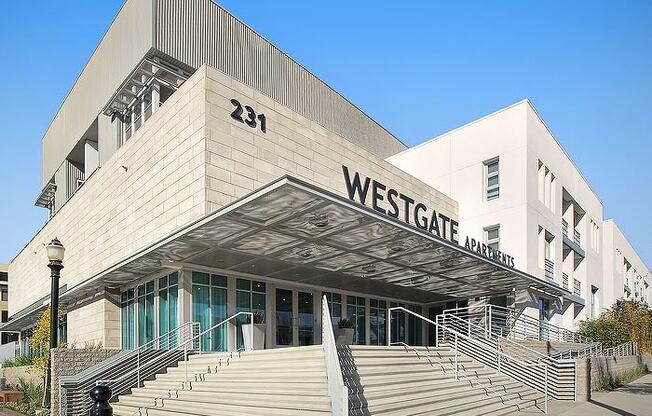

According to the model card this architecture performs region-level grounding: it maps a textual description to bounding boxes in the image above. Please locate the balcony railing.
[573,279,581,296]
[562,272,569,290]
[544,259,554,280]
[562,219,568,237]
[573,229,581,246]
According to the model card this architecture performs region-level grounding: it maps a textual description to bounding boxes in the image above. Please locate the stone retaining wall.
[50,348,121,416]
[591,355,652,390]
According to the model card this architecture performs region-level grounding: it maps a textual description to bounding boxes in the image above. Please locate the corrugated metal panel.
[40,0,154,186]
[153,0,406,159]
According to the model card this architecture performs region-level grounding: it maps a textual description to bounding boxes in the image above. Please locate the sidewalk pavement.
[0,408,23,415]
[512,373,652,415]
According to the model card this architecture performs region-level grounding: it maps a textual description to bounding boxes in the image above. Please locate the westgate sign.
[342,166,459,244]
[341,166,516,268]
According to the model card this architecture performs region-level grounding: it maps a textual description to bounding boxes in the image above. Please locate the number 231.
[230,99,266,133]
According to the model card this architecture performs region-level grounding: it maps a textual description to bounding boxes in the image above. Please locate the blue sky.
[0,1,650,267]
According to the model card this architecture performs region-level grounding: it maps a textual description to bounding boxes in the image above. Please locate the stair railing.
[390,341,531,412]
[389,307,549,413]
[438,312,576,401]
[59,321,199,416]
[322,295,348,416]
[97,311,253,392]
[443,304,589,343]
[603,341,638,357]
[548,342,603,360]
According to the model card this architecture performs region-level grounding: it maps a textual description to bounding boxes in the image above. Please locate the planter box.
[334,328,354,345]
[242,323,266,350]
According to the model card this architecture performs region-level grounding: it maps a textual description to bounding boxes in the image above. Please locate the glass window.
[192,272,228,351]
[0,288,7,301]
[137,281,155,348]
[121,289,136,349]
[323,292,342,330]
[370,299,387,346]
[347,296,366,345]
[58,315,67,345]
[159,272,179,348]
[236,278,267,349]
[485,159,500,200]
[485,225,500,252]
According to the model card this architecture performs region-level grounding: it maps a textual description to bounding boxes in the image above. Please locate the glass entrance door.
[276,288,293,346]
[297,291,314,346]
[275,288,316,347]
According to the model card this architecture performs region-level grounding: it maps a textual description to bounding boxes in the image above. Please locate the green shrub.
[578,299,652,353]
[593,366,648,391]
[578,318,630,348]
[5,378,44,415]
[1,355,35,368]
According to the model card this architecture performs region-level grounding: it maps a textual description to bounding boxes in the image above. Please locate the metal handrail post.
[454,334,459,380]
[497,337,501,373]
[544,365,548,414]
[136,349,140,389]
[184,344,188,384]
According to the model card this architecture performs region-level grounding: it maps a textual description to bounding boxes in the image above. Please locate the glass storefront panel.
[137,281,155,347]
[192,272,227,351]
[121,289,136,349]
[370,299,386,346]
[236,278,266,349]
[158,272,179,348]
[276,289,293,346]
[324,292,342,330]
[347,296,366,345]
[298,291,314,346]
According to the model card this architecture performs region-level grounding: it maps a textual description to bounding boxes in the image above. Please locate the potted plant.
[334,319,355,345]
[242,312,266,350]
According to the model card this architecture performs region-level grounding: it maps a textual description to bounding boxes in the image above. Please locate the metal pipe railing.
[389,307,549,412]
[444,304,589,344]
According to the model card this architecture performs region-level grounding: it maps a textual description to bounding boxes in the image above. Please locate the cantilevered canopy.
[60,176,583,307]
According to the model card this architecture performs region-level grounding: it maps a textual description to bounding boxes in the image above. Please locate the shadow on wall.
[591,355,649,391]
[338,346,369,416]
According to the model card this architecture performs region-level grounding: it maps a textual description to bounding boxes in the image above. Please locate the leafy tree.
[28,308,51,378]
[578,300,652,353]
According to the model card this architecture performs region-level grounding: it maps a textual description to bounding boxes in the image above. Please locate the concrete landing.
[510,373,652,415]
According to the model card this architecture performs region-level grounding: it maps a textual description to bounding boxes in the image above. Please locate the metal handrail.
[389,307,549,413]
[444,304,588,343]
[390,341,530,411]
[59,321,199,416]
[98,311,253,388]
[322,296,348,416]
[604,341,638,357]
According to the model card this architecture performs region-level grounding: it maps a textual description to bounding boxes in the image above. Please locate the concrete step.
[112,400,331,416]
[129,387,331,407]
[142,379,328,393]
[359,387,542,416]
[119,389,331,412]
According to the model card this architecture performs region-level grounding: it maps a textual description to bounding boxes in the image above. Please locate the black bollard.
[89,385,113,416]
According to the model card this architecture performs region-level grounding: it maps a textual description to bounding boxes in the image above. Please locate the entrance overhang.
[57,176,584,308]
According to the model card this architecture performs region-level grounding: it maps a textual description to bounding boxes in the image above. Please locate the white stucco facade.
[388,100,624,329]
[603,219,651,308]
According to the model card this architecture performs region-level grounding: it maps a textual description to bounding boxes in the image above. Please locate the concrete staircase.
[111,345,332,416]
[340,345,545,416]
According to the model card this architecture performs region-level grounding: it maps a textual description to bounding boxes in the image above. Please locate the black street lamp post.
[45,237,65,409]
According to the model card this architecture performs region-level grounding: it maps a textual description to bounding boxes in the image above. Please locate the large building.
[5,1,651,415]
[389,100,651,328]
[5,0,577,352]
[603,219,650,308]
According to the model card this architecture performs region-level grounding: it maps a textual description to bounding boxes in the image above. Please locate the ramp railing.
[322,295,348,416]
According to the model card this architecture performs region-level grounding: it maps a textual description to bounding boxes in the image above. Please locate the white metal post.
[454,334,459,380]
[137,349,140,388]
[544,365,548,414]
